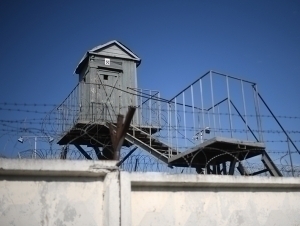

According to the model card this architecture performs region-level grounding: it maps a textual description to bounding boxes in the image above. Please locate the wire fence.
[4,147,299,177]
[0,71,299,178]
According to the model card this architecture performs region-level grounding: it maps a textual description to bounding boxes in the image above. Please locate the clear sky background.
[0,0,299,165]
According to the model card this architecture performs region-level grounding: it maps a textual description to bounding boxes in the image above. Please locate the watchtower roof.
[75,40,141,74]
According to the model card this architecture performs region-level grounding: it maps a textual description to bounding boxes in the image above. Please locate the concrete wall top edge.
[1,159,300,189]
[128,172,300,188]
[0,158,118,177]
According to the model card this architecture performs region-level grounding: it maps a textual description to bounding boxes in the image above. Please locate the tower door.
[92,69,122,122]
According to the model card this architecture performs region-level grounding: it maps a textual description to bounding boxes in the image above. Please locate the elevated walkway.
[54,70,297,177]
[58,120,282,176]
[57,121,159,147]
[168,137,282,176]
[169,137,264,167]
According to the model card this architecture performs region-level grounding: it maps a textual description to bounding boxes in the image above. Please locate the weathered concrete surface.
[0,158,118,177]
[0,159,118,226]
[130,173,300,226]
[0,177,104,226]
[130,172,300,188]
[1,159,300,226]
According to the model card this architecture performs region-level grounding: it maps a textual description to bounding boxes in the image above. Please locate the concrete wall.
[1,159,300,226]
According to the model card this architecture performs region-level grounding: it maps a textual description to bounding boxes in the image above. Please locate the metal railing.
[53,71,299,168]
[56,83,162,135]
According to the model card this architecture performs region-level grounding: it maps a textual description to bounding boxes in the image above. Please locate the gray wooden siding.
[89,56,123,71]
[94,45,134,60]
[119,60,138,124]
[79,63,89,82]
[78,54,138,124]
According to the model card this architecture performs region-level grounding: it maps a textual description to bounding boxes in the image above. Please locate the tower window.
[103,75,108,80]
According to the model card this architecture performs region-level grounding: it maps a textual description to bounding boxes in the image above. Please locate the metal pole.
[230,100,259,142]
[149,90,152,126]
[218,106,222,136]
[207,110,211,134]
[210,71,216,136]
[34,136,37,159]
[140,89,143,126]
[77,83,80,122]
[167,103,171,157]
[183,92,187,147]
[241,80,248,140]
[200,79,205,131]
[253,84,263,141]
[149,90,152,147]
[63,106,66,131]
[287,137,295,177]
[169,104,172,149]
[158,92,161,127]
[169,71,210,102]
[191,85,196,139]
[135,88,139,126]
[254,88,300,155]
[226,76,233,138]
[175,98,178,152]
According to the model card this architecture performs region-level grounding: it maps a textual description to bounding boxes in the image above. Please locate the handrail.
[57,83,80,109]
[130,124,177,157]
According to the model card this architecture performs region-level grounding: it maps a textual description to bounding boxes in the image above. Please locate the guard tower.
[57,40,150,158]
[56,41,288,176]
[75,40,140,123]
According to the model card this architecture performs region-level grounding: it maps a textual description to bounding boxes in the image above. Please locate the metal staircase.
[53,70,297,177]
[106,123,283,177]
[106,124,177,163]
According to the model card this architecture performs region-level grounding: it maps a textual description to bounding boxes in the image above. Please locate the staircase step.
[151,145,169,150]
[136,135,149,140]
[135,138,166,146]
[156,149,178,155]
[135,135,148,139]
[126,126,179,159]
[138,138,161,144]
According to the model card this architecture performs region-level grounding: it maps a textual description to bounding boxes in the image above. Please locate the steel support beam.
[74,144,92,160]
[229,154,239,175]
[212,164,217,174]
[206,165,211,174]
[237,162,249,176]
[60,145,68,160]
[261,151,282,177]
[116,146,138,167]
[93,146,104,160]
[222,162,227,175]
[251,169,268,176]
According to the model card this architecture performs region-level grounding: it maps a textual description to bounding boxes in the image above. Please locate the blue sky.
[0,0,299,164]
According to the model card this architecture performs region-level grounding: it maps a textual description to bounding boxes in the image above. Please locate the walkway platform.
[168,137,265,168]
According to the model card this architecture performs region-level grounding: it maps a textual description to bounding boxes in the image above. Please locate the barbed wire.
[1,120,300,135]
[0,102,300,119]
[0,118,56,123]
[13,149,300,176]
[0,103,57,107]
[8,148,300,155]
[1,125,300,144]
[0,98,299,177]
[0,107,51,114]
[4,139,300,177]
